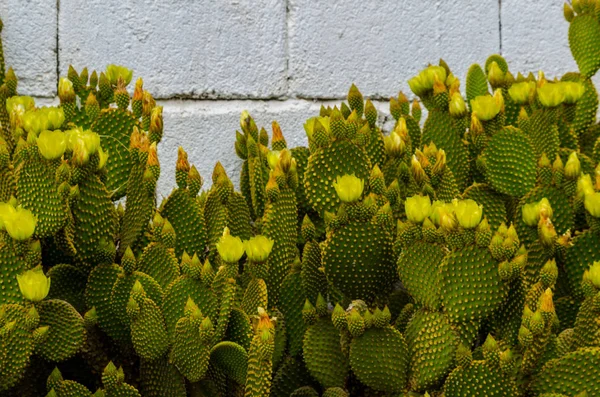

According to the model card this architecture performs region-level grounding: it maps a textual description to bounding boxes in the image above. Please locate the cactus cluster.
[2,2,600,396]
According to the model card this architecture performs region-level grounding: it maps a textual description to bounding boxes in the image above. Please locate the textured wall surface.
[1,0,598,195]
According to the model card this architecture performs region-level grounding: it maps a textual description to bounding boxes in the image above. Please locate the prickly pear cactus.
[0,3,599,395]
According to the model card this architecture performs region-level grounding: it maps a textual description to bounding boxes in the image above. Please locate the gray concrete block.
[288,0,500,99]
[0,0,57,96]
[59,0,287,99]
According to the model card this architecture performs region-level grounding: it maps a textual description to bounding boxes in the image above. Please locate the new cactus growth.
[2,3,600,395]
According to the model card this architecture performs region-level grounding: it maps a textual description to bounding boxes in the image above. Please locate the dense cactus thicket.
[1,2,600,396]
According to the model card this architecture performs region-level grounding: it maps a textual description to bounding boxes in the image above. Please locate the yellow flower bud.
[538,198,553,219]
[588,261,600,289]
[333,174,364,203]
[584,192,600,217]
[58,77,75,102]
[105,64,133,86]
[216,227,245,263]
[470,95,502,121]
[405,195,432,223]
[267,150,281,170]
[16,267,51,302]
[81,130,101,155]
[537,82,565,107]
[2,206,37,240]
[565,152,581,179]
[487,62,505,87]
[37,130,67,160]
[453,199,483,229]
[508,81,536,105]
[449,92,467,117]
[244,235,274,262]
[384,131,405,157]
[562,81,585,104]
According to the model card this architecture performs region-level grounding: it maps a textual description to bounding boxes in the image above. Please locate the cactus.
[1,3,600,395]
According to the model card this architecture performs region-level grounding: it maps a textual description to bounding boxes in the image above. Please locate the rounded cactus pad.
[349,326,409,393]
[405,309,458,391]
[531,347,600,396]
[441,245,508,323]
[565,231,600,300]
[304,139,371,215]
[485,127,536,197]
[462,183,508,230]
[303,318,348,388]
[397,241,446,310]
[209,341,248,385]
[35,299,85,362]
[569,14,600,79]
[444,360,519,396]
[322,220,396,302]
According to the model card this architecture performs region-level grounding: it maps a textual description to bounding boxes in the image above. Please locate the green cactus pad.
[462,183,508,230]
[572,296,600,350]
[349,326,409,393]
[226,192,253,242]
[466,64,489,107]
[137,243,180,290]
[531,347,600,396]
[169,316,210,382]
[224,308,253,351]
[441,245,508,323]
[569,14,600,79]
[14,153,66,238]
[301,239,327,303]
[291,146,311,214]
[322,220,396,302]
[35,299,84,362]
[290,387,319,397]
[485,127,536,197]
[111,271,163,327]
[422,109,469,190]
[527,109,561,161]
[85,264,130,343]
[404,309,458,391]
[160,188,208,259]
[565,231,600,300]
[0,305,35,391]
[241,278,268,316]
[139,357,186,397]
[0,242,26,305]
[162,275,218,342]
[130,296,169,361]
[444,360,519,396]
[203,189,227,262]
[279,271,307,357]
[489,278,526,346]
[71,174,117,267]
[210,341,248,385]
[304,139,371,215]
[263,185,298,306]
[303,318,348,388]
[563,73,599,137]
[46,264,87,313]
[91,109,138,199]
[397,241,446,310]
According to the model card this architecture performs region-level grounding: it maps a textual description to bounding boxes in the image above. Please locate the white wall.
[1,0,598,196]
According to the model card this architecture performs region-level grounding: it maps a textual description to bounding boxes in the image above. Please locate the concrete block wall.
[1,0,598,196]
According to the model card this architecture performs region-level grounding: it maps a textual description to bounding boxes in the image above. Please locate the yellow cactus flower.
[2,206,37,240]
[537,82,565,107]
[267,150,281,170]
[588,261,600,288]
[6,96,35,115]
[584,192,600,218]
[562,81,585,104]
[16,267,51,302]
[332,174,364,203]
[487,62,504,87]
[470,95,502,121]
[577,174,594,199]
[37,130,67,160]
[105,64,133,86]
[244,235,275,262]
[0,202,16,230]
[216,227,245,263]
[81,130,101,155]
[453,199,483,229]
[449,92,467,117]
[538,198,553,219]
[384,131,405,156]
[508,81,536,105]
[46,107,65,130]
[408,66,447,97]
[405,195,432,223]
